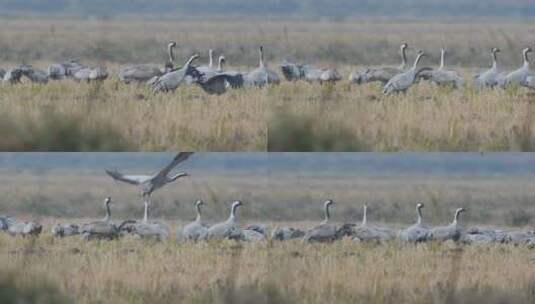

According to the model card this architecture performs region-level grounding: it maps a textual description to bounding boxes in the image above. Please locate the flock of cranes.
[1,153,535,247]
[2,42,534,95]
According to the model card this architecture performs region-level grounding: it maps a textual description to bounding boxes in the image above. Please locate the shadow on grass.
[0,272,70,304]
[0,107,131,151]
[268,109,369,151]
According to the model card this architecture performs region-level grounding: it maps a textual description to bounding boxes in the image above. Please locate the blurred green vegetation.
[0,273,70,304]
[268,109,370,151]
[0,107,131,151]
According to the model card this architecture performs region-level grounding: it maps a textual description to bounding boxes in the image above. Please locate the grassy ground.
[1,18,535,151]
[1,18,535,67]
[1,234,535,304]
[0,80,266,151]
[268,79,535,151]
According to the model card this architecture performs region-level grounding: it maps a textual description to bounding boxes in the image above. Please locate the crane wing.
[105,169,145,185]
[155,152,194,179]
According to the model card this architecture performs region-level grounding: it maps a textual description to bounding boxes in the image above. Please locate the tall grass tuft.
[268,108,369,151]
[0,272,71,304]
[0,107,131,151]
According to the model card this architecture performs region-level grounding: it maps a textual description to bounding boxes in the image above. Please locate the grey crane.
[196,56,244,94]
[189,51,222,85]
[280,60,341,84]
[500,230,534,245]
[105,152,193,206]
[47,59,86,80]
[179,199,208,241]
[349,43,408,84]
[398,203,430,243]
[0,216,11,231]
[462,226,495,244]
[298,65,341,83]
[428,208,466,242]
[217,55,225,72]
[319,68,342,83]
[119,41,176,84]
[429,48,464,88]
[503,47,532,87]
[152,54,202,92]
[474,48,501,88]
[240,225,268,242]
[280,60,304,81]
[51,223,80,237]
[383,50,428,94]
[303,199,338,243]
[203,200,243,240]
[242,231,266,242]
[353,203,396,243]
[243,46,280,87]
[81,197,119,240]
[197,49,215,74]
[271,226,305,241]
[73,66,109,82]
[19,65,49,84]
[6,218,42,237]
[2,68,24,84]
[525,75,535,89]
[131,200,170,241]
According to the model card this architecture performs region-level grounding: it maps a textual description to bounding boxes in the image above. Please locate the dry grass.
[1,234,535,304]
[2,18,535,151]
[2,18,535,67]
[0,80,266,151]
[268,80,535,151]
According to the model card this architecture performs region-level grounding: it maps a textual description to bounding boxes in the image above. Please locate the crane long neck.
[492,50,498,70]
[217,58,224,72]
[168,44,175,65]
[229,204,238,221]
[452,209,461,225]
[323,203,330,223]
[143,200,149,223]
[400,46,407,69]
[362,205,367,226]
[439,49,445,69]
[184,56,197,68]
[208,50,213,68]
[523,50,530,67]
[259,48,265,68]
[413,54,423,70]
[195,204,202,221]
[416,206,422,225]
[104,202,111,222]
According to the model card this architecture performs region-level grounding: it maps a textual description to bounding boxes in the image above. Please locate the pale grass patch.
[0,80,267,151]
[269,76,535,151]
[1,234,534,303]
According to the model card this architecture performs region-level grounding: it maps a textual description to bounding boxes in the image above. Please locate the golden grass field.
[2,233,535,304]
[2,18,535,151]
[268,79,535,151]
[1,157,535,303]
[0,80,266,151]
